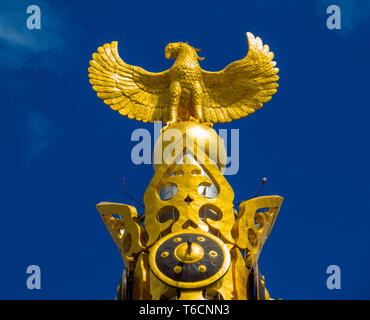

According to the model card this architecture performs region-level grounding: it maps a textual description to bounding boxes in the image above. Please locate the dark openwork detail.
[149,230,230,289]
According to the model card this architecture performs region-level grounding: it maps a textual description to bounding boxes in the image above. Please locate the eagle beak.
[165,45,172,59]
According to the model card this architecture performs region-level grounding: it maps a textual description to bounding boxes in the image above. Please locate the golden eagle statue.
[88,32,278,124]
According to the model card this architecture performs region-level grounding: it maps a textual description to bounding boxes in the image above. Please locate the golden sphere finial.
[153,121,227,171]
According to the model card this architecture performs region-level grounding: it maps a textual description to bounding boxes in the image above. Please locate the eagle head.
[165,42,204,60]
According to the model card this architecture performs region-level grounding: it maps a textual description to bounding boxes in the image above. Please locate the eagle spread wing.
[89,42,171,122]
[89,33,278,124]
[200,32,279,123]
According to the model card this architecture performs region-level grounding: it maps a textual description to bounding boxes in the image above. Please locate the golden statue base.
[96,122,283,300]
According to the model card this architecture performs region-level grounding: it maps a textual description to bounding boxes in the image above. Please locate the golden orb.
[209,250,218,257]
[173,266,182,273]
[174,242,204,263]
[198,265,207,272]
[160,251,169,258]
[153,121,227,171]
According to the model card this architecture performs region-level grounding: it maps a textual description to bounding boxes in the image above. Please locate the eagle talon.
[189,116,200,123]
[166,120,178,126]
[161,119,178,131]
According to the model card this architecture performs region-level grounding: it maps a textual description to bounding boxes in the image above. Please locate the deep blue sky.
[1,0,369,300]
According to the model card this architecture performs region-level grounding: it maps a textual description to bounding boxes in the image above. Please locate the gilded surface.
[232,196,283,254]
[89,32,278,124]
[144,122,235,246]
[149,230,231,289]
[91,32,283,300]
[96,202,145,269]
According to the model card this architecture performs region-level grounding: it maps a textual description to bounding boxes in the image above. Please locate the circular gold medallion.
[209,250,218,257]
[174,242,204,263]
[160,251,169,258]
[149,230,230,289]
[173,266,182,273]
[198,265,207,272]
